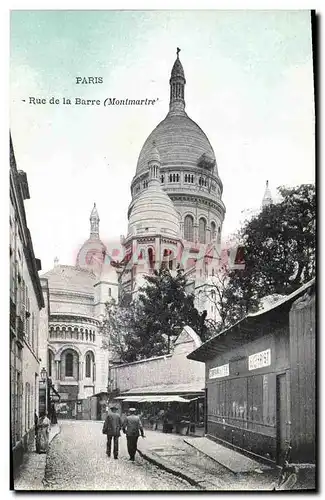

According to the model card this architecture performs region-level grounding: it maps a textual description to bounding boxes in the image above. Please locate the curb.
[183,438,236,474]
[137,448,206,490]
[42,425,61,488]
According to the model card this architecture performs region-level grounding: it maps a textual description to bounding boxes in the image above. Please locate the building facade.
[10,136,45,470]
[118,49,226,320]
[41,206,117,415]
[110,326,205,433]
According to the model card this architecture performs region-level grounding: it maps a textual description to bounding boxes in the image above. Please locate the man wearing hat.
[122,408,145,461]
[102,405,123,459]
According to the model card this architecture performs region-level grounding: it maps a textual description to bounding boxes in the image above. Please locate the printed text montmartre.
[104,97,158,106]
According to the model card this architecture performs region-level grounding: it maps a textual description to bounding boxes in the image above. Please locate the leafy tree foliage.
[100,268,208,362]
[222,184,315,327]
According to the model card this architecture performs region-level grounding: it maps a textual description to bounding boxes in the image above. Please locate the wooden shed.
[188,278,315,466]
[289,285,316,463]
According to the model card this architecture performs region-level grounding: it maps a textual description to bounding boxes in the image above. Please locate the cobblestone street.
[44,421,197,491]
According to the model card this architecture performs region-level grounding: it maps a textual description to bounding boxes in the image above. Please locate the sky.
[10,9,315,273]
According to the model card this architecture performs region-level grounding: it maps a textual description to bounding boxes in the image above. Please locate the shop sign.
[248,348,271,371]
[209,363,229,379]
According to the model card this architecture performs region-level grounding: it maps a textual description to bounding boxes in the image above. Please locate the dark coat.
[123,415,144,437]
[103,411,123,437]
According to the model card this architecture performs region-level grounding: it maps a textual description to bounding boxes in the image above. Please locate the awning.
[115,395,198,403]
[114,396,145,402]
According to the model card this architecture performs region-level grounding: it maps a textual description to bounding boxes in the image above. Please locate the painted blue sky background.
[10,10,315,272]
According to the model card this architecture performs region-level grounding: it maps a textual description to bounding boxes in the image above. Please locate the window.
[161,175,164,183]
[199,218,207,244]
[184,215,194,241]
[108,288,111,297]
[211,222,216,241]
[65,353,73,377]
[48,350,54,377]
[148,248,155,269]
[86,354,91,378]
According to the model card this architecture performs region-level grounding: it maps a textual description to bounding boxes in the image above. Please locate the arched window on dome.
[161,175,164,183]
[169,174,172,183]
[191,175,194,183]
[211,221,216,241]
[65,353,73,377]
[185,174,188,183]
[199,218,207,244]
[148,247,155,270]
[184,215,194,241]
[176,174,179,182]
[85,352,95,378]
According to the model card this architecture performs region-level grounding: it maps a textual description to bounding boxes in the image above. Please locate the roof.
[119,382,205,395]
[41,264,97,294]
[188,278,315,362]
[135,113,216,175]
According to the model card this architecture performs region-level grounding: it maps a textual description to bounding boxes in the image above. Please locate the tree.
[222,184,315,325]
[135,267,207,353]
[100,268,208,362]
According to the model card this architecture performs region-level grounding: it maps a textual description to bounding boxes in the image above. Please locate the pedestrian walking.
[36,412,51,453]
[102,406,122,459]
[122,408,145,461]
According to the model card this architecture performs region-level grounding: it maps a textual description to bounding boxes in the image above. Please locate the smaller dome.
[42,265,97,294]
[127,183,180,239]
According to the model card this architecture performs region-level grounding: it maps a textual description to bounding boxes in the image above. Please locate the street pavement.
[15,420,313,491]
[43,420,196,491]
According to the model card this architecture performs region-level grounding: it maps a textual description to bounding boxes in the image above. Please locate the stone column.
[56,360,60,381]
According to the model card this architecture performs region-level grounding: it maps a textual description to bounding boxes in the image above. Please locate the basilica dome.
[136,113,216,175]
[42,264,97,295]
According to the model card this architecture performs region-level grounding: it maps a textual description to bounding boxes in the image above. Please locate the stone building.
[110,326,205,433]
[10,136,45,470]
[119,49,226,318]
[41,205,117,412]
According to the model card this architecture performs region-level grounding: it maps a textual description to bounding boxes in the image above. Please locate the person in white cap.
[122,408,145,461]
[102,406,123,459]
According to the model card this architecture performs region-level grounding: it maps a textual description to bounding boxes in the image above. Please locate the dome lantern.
[169,47,186,115]
[262,180,273,208]
[90,202,100,239]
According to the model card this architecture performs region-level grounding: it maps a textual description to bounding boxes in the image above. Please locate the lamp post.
[40,367,48,417]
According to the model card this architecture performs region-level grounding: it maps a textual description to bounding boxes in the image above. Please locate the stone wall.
[111,326,205,393]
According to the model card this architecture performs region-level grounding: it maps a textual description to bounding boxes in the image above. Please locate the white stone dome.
[127,182,181,239]
[136,112,216,175]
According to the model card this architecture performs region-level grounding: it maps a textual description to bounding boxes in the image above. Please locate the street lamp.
[40,367,48,416]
